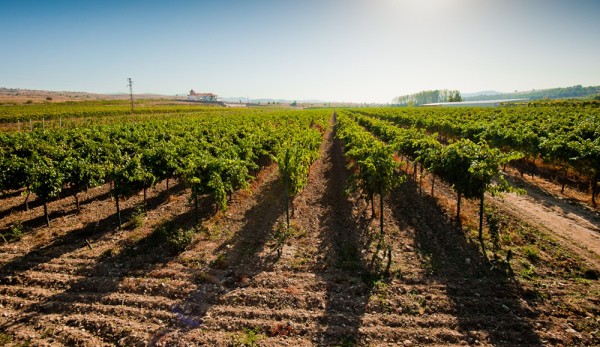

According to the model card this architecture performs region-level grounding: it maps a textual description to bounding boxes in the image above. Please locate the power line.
[127,78,134,114]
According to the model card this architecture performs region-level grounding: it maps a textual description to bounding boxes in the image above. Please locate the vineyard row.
[0,110,329,231]
[348,107,599,205]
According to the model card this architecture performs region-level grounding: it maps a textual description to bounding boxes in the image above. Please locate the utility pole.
[127,78,134,114]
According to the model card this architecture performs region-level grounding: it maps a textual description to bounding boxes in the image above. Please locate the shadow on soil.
[510,159,590,193]
[505,175,600,230]
[0,184,204,345]
[0,190,74,221]
[211,178,285,274]
[0,184,160,241]
[389,180,542,345]
[0,190,24,200]
[316,128,376,346]
[0,183,186,278]
[155,174,286,341]
[0,181,187,241]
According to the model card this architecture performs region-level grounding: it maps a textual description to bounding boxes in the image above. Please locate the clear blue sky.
[1,0,599,103]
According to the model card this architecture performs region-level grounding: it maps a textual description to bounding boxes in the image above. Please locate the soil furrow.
[0,115,598,345]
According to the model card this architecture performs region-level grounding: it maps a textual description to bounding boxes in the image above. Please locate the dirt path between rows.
[1,116,598,345]
[398,159,600,271]
[497,177,600,269]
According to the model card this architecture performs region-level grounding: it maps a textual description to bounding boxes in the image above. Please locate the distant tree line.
[464,85,600,101]
[393,89,462,106]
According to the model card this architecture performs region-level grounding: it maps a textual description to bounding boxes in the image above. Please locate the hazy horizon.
[2,0,599,103]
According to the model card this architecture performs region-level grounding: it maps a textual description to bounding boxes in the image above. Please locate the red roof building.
[188,89,218,102]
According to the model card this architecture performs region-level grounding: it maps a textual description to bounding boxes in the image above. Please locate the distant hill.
[0,87,175,103]
[0,88,335,105]
[462,90,503,98]
[463,85,600,101]
[220,97,330,104]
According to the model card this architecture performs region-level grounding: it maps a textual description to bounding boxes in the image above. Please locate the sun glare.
[388,0,455,12]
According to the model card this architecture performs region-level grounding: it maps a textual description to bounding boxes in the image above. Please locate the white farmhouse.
[188,89,218,102]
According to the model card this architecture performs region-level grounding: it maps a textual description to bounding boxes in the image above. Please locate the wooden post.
[479,191,485,242]
[284,174,290,228]
[380,184,384,237]
[479,191,487,257]
[561,167,568,194]
[194,193,199,225]
[43,199,50,227]
[24,191,30,211]
[384,245,392,276]
[592,172,598,206]
[456,189,462,222]
[114,182,122,228]
[370,192,375,219]
[413,161,417,180]
[74,193,80,212]
[419,166,424,195]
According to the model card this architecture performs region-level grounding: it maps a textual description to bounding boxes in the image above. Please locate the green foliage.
[0,154,27,192]
[27,153,65,202]
[275,129,321,199]
[337,113,405,240]
[465,84,600,102]
[519,260,537,279]
[154,225,195,253]
[183,154,253,211]
[485,209,501,253]
[113,154,156,199]
[523,245,540,263]
[142,141,180,183]
[0,100,228,122]
[394,89,463,105]
[272,121,324,227]
[269,222,296,257]
[350,105,598,203]
[335,336,357,347]
[1,222,25,243]
[61,154,105,194]
[434,139,516,199]
[126,205,146,230]
[347,110,525,252]
[337,114,404,201]
[211,253,227,269]
[0,109,330,227]
[352,112,520,199]
[232,327,265,347]
[448,90,463,102]
[0,331,13,344]
[181,151,211,202]
[214,159,254,209]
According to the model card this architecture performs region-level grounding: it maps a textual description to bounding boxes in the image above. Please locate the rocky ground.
[0,120,598,346]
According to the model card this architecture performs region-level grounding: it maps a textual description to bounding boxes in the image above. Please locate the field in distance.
[0,101,598,346]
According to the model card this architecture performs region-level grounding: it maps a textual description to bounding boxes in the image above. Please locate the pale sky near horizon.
[1,0,599,103]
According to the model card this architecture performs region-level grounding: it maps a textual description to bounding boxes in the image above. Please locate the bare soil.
[0,88,174,104]
[503,162,599,211]
[498,177,600,268]
[0,118,598,346]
